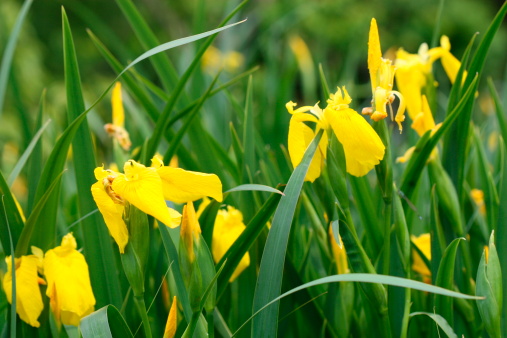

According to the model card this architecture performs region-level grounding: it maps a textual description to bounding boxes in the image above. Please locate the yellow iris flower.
[2,253,44,327]
[212,206,250,282]
[91,158,222,253]
[104,82,132,151]
[411,233,431,282]
[364,18,406,132]
[395,36,464,120]
[43,233,95,326]
[287,86,385,179]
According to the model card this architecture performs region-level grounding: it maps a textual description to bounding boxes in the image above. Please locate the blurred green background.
[1,0,506,182]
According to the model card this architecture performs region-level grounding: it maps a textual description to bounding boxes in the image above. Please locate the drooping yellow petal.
[411,95,436,136]
[112,82,125,127]
[44,233,96,326]
[288,113,327,182]
[164,296,178,338]
[326,107,385,177]
[3,255,44,327]
[212,206,250,282]
[411,233,431,279]
[395,48,427,120]
[439,36,462,84]
[91,181,128,253]
[368,18,382,92]
[113,160,177,227]
[156,166,223,203]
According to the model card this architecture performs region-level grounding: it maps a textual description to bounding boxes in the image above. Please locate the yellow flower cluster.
[2,233,95,327]
[287,86,385,180]
[91,157,223,253]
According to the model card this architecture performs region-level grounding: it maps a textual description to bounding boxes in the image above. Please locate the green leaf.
[236,273,481,337]
[114,0,180,92]
[62,9,123,308]
[0,171,24,253]
[26,91,46,214]
[15,171,63,257]
[0,0,33,118]
[80,305,133,338]
[225,184,284,195]
[158,225,192,322]
[409,312,457,338]
[87,29,160,122]
[7,119,51,187]
[145,2,248,160]
[2,196,17,338]
[434,237,465,325]
[400,75,478,202]
[163,71,221,163]
[252,130,323,338]
[488,78,507,152]
[217,190,282,298]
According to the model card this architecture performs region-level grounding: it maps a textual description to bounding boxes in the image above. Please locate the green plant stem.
[134,295,152,338]
[382,202,392,276]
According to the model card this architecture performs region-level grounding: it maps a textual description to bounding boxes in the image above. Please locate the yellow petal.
[164,296,178,338]
[113,160,176,227]
[328,227,349,275]
[112,82,124,127]
[156,166,223,203]
[395,48,427,120]
[326,107,385,176]
[3,255,44,327]
[44,233,96,326]
[181,202,201,262]
[91,181,128,253]
[396,146,415,163]
[212,206,250,282]
[411,95,435,136]
[288,114,326,182]
[411,233,431,278]
[368,18,382,92]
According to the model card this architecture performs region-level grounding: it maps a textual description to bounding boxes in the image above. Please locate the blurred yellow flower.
[396,95,440,163]
[287,86,385,179]
[104,82,132,151]
[212,206,250,282]
[395,36,464,120]
[163,296,178,338]
[202,45,244,74]
[328,226,349,275]
[411,233,431,281]
[364,18,406,132]
[470,188,486,215]
[43,233,95,326]
[2,253,44,327]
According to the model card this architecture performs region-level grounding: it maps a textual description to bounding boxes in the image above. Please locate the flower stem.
[134,295,152,338]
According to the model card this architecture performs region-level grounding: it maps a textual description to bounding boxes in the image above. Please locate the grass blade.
[409,312,457,338]
[0,171,24,252]
[7,119,51,187]
[0,0,33,118]
[252,130,323,337]
[62,9,123,307]
[80,305,133,338]
[236,273,482,337]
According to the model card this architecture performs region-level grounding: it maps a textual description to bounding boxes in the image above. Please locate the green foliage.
[0,0,506,336]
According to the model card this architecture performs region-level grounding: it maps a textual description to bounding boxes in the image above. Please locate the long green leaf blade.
[0,0,33,118]
[252,130,323,337]
[80,305,133,338]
